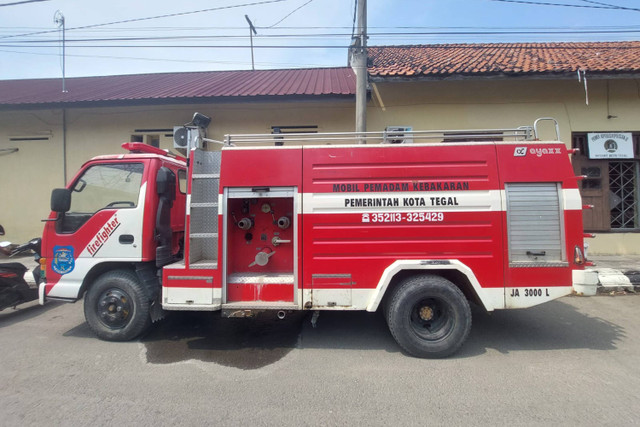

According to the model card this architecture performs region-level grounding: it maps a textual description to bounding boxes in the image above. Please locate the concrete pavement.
[2,292,639,425]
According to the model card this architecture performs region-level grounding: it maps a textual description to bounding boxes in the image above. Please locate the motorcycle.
[0,225,42,311]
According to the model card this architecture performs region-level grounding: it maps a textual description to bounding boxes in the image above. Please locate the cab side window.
[60,163,144,233]
[178,169,187,194]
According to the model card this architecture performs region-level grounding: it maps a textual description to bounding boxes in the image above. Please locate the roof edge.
[0,66,353,84]
[367,41,640,49]
[370,71,640,82]
[0,93,356,111]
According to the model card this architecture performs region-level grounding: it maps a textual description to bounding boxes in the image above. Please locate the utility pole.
[54,10,67,93]
[351,0,367,143]
[245,15,257,71]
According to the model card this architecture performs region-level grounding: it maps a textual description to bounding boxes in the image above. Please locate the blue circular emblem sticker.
[52,245,75,275]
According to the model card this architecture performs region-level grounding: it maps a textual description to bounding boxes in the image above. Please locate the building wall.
[367,78,639,141]
[0,109,65,240]
[367,78,640,254]
[0,99,354,242]
[2,77,639,254]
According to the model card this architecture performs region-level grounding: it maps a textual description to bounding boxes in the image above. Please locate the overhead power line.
[0,0,287,40]
[6,28,640,45]
[0,0,49,6]
[0,44,352,49]
[581,0,625,9]
[3,42,640,50]
[0,48,330,67]
[266,0,314,28]
[490,0,640,12]
[3,24,640,36]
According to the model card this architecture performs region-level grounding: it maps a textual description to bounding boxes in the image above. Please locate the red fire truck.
[39,115,590,358]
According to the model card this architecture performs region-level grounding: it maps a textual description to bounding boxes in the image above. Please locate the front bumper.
[38,281,46,305]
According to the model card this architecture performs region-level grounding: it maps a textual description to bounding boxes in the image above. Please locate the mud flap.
[150,297,166,322]
[135,263,165,322]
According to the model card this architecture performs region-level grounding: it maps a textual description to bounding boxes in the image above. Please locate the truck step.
[227,273,294,284]
[189,260,218,269]
[221,301,299,317]
[222,302,298,310]
[192,173,220,179]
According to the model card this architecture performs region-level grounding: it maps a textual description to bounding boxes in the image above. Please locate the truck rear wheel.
[84,269,152,341]
[386,274,471,358]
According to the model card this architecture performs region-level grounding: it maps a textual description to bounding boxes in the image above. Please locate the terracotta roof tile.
[368,41,640,78]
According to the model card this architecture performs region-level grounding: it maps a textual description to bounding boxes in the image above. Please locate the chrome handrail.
[224,127,535,146]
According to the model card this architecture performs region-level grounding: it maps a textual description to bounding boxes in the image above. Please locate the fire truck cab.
[39,116,589,358]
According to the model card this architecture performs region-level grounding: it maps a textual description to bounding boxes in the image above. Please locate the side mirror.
[51,188,71,213]
[0,225,4,236]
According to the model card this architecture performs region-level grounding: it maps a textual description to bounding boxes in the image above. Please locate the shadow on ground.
[63,298,625,368]
[139,310,398,369]
[0,301,62,329]
[141,311,308,370]
[63,321,95,339]
[459,299,625,357]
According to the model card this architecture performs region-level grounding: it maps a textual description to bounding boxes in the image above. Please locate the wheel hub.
[419,305,434,321]
[409,297,454,342]
[97,289,131,329]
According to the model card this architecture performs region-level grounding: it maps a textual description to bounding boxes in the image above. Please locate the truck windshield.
[69,163,144,214]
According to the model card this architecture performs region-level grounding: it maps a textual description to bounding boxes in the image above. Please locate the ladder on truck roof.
[222,118,560,147]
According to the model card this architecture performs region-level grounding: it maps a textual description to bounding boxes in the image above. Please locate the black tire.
[84,269,152,341]
[386,274,471,358]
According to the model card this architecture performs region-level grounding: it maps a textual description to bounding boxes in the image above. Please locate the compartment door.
[224,187,297,304]
[505,182,571,307]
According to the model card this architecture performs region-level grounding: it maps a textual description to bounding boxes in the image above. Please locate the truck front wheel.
[386,274,471,358]
[84,269,152,341]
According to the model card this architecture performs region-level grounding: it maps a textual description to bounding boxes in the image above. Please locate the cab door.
[43,161,149,300]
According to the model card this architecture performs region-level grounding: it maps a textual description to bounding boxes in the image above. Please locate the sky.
[0,0,638,80]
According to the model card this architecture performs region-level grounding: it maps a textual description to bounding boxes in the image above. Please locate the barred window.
[572,132,640,231]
